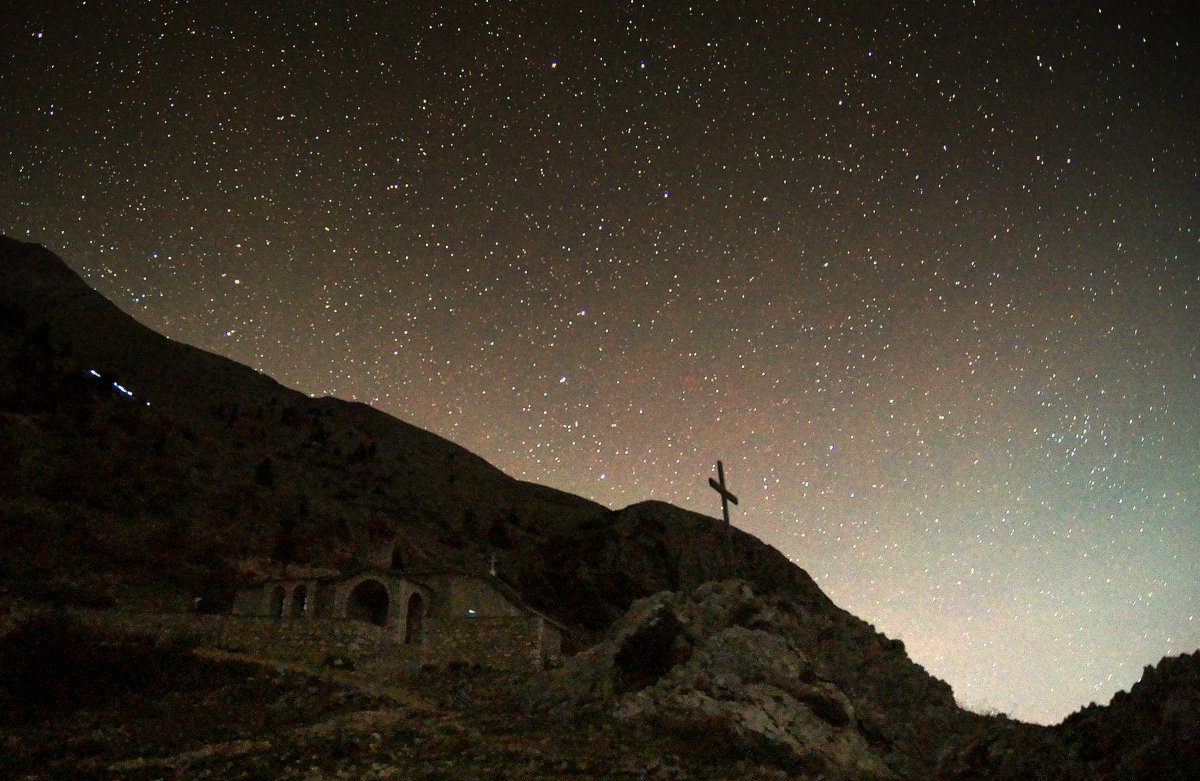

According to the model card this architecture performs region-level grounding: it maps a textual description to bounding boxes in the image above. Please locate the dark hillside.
[3,236,1195,779]
[0,236,832,637]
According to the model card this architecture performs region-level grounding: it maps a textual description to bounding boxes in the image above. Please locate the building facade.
[232,568,563,671]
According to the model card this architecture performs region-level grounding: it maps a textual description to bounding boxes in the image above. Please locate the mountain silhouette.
[2,235,1195,779]
[0,235,833,637]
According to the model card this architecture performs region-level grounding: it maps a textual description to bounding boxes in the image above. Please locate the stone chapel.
[232,567,564,671]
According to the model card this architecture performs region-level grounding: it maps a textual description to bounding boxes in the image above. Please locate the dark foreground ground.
[6,612,1198,780]
[0,613,792,780]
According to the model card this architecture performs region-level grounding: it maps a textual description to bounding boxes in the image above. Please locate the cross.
[708,460,739,525]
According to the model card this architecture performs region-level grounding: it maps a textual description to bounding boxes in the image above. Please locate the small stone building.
[232,568,564,670]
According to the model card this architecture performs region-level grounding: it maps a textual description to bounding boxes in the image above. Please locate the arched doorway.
[390,546,405,570]
[291,584,308,618]
[269,585,286,618]
[404,592,425,644]
[347,579,389,626]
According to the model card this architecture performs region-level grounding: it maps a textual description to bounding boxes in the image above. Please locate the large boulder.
[527,580,908,778]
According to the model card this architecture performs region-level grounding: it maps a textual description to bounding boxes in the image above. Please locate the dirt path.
[192,646,446,715]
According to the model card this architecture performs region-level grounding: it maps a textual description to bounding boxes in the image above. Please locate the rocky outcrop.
[526,580,973,779]
[936,650,1200,780]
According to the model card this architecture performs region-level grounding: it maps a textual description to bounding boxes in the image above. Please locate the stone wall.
[63,608,558,674]
[69,609,387,665]
[424,615,560,672]
[71,609,226,646]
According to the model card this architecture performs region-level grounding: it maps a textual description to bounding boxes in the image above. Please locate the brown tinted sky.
[4,0,1197,723]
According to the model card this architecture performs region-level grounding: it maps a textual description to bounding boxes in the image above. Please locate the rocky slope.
[525,580,980,779]
[934,649,1200,780]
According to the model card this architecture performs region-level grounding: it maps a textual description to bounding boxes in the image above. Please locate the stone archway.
[269,585,286,618]
[404,592,425,644]
[291,584,309,618]
[347,578,389,626]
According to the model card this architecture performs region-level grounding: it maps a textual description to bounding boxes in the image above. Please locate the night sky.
[4,1,1197,724]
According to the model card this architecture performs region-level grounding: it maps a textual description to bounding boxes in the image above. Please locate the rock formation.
[935,649,1200,780]
[527,580,980,779]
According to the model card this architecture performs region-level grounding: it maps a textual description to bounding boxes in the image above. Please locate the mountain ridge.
[3,235,1197,778]
[0,235,837,636]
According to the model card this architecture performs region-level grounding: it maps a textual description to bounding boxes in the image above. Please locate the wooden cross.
[708,460,739,525]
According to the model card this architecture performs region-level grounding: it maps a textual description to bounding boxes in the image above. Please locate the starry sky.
[4,1,1197,724]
